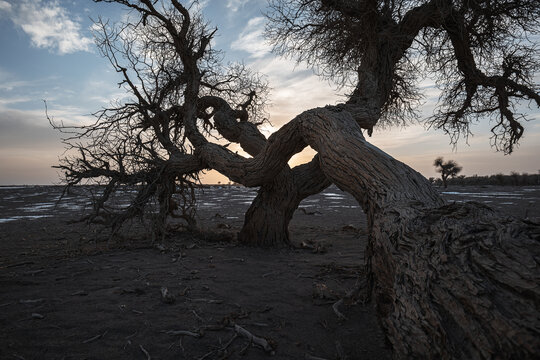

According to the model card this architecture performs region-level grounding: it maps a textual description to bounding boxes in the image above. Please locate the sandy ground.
[0,185,538,359]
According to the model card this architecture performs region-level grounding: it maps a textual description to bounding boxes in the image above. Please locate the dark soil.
[0,185,538,359]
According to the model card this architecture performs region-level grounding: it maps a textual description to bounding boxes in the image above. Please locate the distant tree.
[434,157,462,188]
[511,171,521,186]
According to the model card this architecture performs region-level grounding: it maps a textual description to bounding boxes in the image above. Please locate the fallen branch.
[71,290,88,296]
[262,271,281,278]
[192,309,204,322]
[83,330,107,344]
[332,299,347,321]
[234,324,274,353]
[164,330,201,338]
[139,344,151,360]
[198,333,238,360]
[19,299,45,305]
[188,298,224,304]
[305,354,330,360]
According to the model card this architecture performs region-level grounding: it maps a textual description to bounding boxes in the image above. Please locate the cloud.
[3,0,92,54]
[230,17,270,58]
[0,0,12,12]
[226,0,250,12]
[248,56,340,126]
[0,99,98,184]
[230,17,341,130]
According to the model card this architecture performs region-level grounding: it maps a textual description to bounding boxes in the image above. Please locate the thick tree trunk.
[238,170,298,246]
[301,108,540,358]
[238,158,331,246]
[196,106,540,358]
[370,202,540,359]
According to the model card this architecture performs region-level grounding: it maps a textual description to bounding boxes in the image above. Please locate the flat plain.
[0,184,538,359]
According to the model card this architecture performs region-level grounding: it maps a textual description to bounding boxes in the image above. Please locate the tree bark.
[196,106,540,358]
[238,157,330,246]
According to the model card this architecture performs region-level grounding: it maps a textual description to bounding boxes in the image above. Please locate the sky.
[0,0,539,185]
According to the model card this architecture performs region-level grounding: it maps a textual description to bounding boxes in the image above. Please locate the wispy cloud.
[2,0,92,54]
[247,56,340,128]
[226,0,250,12]
[230,17,270,58]
[0,0,12,12]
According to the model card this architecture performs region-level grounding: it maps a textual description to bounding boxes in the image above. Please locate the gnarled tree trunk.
[205,96,330,246]
[196,106,540,358]
[239,158,330,246]
[303,108,540,358]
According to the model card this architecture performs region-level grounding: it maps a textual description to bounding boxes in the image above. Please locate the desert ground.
[1,184,539,359]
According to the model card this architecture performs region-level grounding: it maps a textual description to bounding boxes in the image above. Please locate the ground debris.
[312,283,337,301]
[164,329,201,338]
[82,330,107,344]
[341,224,357,231]
[139,344,151,360]
[234,324,275,354]
[19,298,45,305]
[160,287,175,304]
[300,239,330,253]
[332,299,347,321]
[305,355,330,360]
[70,290,88,296]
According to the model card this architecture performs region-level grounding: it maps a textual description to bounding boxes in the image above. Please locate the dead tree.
[53,1,540,357]
[434,157,462,188]
[51,0,329,245]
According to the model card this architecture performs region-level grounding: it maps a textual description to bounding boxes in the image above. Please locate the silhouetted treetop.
[52,0,269,236]
[266,0,540,151]
[434,156,462,188]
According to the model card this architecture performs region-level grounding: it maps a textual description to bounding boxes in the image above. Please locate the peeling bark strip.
[194,106,540,358]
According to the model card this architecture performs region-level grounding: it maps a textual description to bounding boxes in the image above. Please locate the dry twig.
[139,344,151,360]
[165,329,201,338]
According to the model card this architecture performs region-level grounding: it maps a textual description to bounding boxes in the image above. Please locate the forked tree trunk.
[239,158,330,246]
[197,107,540,358]
[206,96,330,246]
[238,171,298,246]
